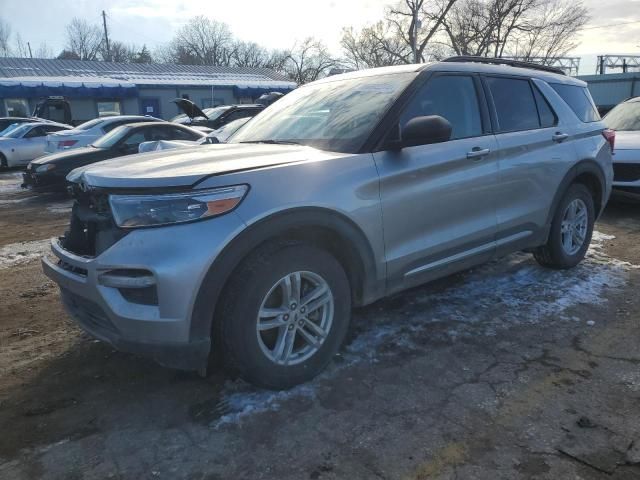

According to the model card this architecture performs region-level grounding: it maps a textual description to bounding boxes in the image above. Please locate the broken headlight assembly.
[109,185,248,228]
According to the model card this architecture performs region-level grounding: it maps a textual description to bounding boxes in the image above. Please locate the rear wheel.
[0,154,7,169]
[534,183,595,269]
[219,242,351,389]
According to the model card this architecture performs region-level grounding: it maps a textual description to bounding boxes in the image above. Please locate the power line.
[580,20,640,31]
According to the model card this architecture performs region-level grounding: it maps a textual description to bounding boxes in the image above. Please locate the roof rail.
[441,56,566,76]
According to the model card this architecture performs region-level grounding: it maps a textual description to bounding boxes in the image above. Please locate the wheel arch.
[189,207,381,343]
[546,159,607,226]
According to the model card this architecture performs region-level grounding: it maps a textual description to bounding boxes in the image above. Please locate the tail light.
[602,129,615,153]
[58,140,78,149]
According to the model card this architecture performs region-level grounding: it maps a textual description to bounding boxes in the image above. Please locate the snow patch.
[0,172,23,193]
[0,239,50,269]
[212,231,632,427]
[46,202,73,214]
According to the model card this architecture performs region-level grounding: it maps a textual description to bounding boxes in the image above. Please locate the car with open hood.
[43,58,612,389]
[171,98,263,130]
[0,121,72,168]
[23,121,204,191]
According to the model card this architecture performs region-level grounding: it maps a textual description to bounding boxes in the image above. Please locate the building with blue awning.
[0,58,296,123]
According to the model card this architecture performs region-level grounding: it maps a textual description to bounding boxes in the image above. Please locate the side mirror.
[401,115,452,148]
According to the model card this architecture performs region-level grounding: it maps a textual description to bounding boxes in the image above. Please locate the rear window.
[486,77,540,132]
[550,84,600,122]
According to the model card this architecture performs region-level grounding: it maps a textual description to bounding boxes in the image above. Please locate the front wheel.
[219,243,351,389]
[534,183,595,269]
[0,154,7,169]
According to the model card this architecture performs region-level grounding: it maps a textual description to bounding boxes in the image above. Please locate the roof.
[0,57,296,90]
[312,61,583,87]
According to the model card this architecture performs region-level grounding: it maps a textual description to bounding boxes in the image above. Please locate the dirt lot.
[0,169,639,480]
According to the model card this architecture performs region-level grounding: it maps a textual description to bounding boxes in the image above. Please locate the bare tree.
[440,0,588,60]
[285,38,336,84]
[102,41,137,63]
[509,0,589,62]
[65,18,103,60]
[0,17,10,57]
[341,23,411,69]
[231,41,270,67]
[164,16,234,66]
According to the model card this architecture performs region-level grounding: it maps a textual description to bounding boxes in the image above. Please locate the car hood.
[30,147,102,167]
[614,131,640,150]
[173,98,208,120]
[68,143,329,189]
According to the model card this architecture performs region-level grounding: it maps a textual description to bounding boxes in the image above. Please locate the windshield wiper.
[239,139,301,145]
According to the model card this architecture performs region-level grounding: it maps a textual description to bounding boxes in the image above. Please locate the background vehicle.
[0,117,42,135]
[138,116,251,153]
[0,122,72,168]
[44,59,612,389]
[255,91,285,106]
[45,115,162,153]
[603,96,640,198]
[171,99,263,130]
[24,122,204,190]
[33,96,72,125]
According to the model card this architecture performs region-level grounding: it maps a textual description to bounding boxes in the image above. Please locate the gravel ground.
[0,169,639,479]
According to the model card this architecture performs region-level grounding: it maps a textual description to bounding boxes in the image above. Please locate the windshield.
[231,73,416,153]
[92,125,130,148]
[4,124,32,138]
[0,123,27,136]
[75,118,105,131]
[604,101,640,131]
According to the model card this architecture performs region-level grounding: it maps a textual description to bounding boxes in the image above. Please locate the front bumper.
[22,170,66,191]
[42,211,246,370]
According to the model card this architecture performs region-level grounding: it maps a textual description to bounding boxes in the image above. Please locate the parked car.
[138,117,251,153]
[44,58,613,389]
[45,115,162,153]
[255,91,285,106]
[171,99,263,130]
[0,117,42,135]
[603,96,640,198]
[23,122,204,191]
[0,122,72,168]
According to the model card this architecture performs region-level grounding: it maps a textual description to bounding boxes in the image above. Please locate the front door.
[140,98,161,118]
[373,73,499,292]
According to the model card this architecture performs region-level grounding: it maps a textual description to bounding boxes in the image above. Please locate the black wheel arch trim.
[546,159,607,227]
[189,207,381,343]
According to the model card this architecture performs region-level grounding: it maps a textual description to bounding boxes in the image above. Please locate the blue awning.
[0,79,138,99]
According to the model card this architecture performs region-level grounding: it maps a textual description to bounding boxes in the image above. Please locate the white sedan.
[0,122,72,168]
[604,97,640,198]
[45,115,160,153]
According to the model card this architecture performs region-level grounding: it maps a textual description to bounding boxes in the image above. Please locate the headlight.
[35,164,55,173]
[109,185,248,228]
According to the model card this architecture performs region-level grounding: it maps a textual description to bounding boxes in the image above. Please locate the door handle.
[552,132,569,142]
[466,147,490,159]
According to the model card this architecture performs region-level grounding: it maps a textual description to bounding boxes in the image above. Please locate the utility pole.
[102,10,111,62]
[27,42,33,59]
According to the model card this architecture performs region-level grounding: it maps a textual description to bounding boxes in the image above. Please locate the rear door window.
[550,84,600,122]
[400,75,483,140]
[485,77,540,132]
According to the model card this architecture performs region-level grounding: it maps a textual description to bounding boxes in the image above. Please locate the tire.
[0,154,7,169]
[219,242,351,389]
[534,183,595,269]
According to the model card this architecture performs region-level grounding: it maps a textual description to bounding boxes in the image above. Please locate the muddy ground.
[0,169,639,480]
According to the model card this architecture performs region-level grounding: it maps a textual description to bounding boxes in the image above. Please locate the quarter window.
[486,77,539,132]
[400,75,483,140]
[550,84,600,123]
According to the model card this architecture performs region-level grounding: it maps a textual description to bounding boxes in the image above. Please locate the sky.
[1,0,639,75]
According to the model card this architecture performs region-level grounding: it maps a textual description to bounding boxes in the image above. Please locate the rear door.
[483,75,576,254]
[374,72,499,291]
[20,126,48,163]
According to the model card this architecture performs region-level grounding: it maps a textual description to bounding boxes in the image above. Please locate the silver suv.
[43,58,614,389]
